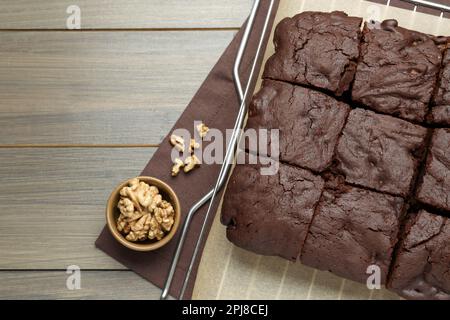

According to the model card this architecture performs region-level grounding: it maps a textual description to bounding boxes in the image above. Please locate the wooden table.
[0,0,252,299]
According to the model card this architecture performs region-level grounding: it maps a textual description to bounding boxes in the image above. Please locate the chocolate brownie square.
[429,49,450,126]
[352,20,442,123]
[247,80,350,172]
[263,11,362,96]
[388,210,450,300]
[221,157,324,261]
[301,182,404,284]
[334,108,428,197]
[416,129,450,212]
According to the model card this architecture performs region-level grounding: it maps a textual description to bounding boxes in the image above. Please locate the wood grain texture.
[0,148,155,269]
[0,271,161,299]
[0,31,236,145]
[0,0,251,29]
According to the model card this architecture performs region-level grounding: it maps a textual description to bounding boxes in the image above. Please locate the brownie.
[301,181,404,284]
[247,80,350,172]
[388,210,450,300]
[435,49,450,106]
[416,129,450,212]
[221,157,324,261]
[334,108,428,197]
[429,49,450,126]
[428,105,450,127]
[352,20,442,123]
[263,11,362,96]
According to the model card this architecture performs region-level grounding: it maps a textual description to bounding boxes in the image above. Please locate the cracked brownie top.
[334,108,428,197]
[247,79,350,172]
[301,181,404,284]
[263,11,362,96]
[388,210,450,300]
[352,20,442,123]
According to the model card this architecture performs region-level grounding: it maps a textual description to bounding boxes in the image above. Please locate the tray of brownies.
[194,0,450,300]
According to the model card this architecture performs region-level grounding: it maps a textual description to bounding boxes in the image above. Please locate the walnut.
[131,214,151,232]
[148,217,165,241]
[119,179,160,211]
[118,198,135,217]
[126,230,148,242]
[154,200,175,232]
[188,139,200,153]
[196,123,209,139]
[170,134,185,152]
[171,158,184,177]
[116,178,176,242]
[116,214,127,232]
[135,183,159,207]
[148,193,162,212]
[119,178,143,212]
[184,155,200,173]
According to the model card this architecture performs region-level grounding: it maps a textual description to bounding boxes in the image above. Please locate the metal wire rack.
[160,0,450,300]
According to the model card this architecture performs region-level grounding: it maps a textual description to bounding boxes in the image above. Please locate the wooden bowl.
[106,176,181,252]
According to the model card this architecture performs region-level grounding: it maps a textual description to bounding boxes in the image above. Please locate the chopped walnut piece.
[171,158,184,177]
[196,123,209,139]
[189,139,200,153]
[184,155,200,173]
[170,134,185,152]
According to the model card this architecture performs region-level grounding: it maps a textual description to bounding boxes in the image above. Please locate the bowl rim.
[106,176,181,252]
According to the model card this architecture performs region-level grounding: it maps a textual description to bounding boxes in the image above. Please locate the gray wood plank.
[0,148,157,269]
[0,0,251,29]
[0,271,161,299]
[0,31,235,145]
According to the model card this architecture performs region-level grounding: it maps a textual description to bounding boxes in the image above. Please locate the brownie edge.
[388,210,450,300]
[416,128,450,213]
[221,157,324,261]
[301,182,404,284]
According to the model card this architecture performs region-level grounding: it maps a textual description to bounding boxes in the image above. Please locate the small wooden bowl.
[106,176,181,252]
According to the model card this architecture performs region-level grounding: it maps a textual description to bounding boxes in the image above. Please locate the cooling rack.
[161,0,450,300]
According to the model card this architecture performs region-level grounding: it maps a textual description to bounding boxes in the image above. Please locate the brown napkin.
[95,0,280,300]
